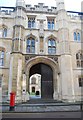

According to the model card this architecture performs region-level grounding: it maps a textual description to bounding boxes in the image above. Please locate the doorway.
[29,63,53,99]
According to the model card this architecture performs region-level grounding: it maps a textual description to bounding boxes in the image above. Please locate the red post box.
[9,92,15,111]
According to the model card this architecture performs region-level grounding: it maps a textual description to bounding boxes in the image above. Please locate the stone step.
[23,99,63,104]
[2,104,80,112]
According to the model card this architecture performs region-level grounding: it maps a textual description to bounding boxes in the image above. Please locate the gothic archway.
[25,56,60,100]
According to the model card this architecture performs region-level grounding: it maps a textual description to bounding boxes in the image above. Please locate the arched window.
[77,33,80,41]
[26,37,35,53]
[76,51,83,68]
[3,28,7,37]
[74,32,77,41]
[0,51,4,66]
[48,39,56,54]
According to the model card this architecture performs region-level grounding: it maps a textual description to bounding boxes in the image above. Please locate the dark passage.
[29,63,53,99]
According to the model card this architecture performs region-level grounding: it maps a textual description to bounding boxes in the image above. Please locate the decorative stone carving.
[37,19,45,38]
[25,55,58,63]
[48,56,58,63]
[39,20,44,38]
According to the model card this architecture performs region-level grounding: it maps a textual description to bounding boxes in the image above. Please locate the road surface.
[2,111,82,118]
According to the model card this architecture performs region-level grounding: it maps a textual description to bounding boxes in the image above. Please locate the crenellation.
[30,7,35,11]
[0,12,15,18]
[34,5,40,11]
[26,4,31,8]
[0,7,15,16]
[42,6,48,12]
[25,3,57,13]
[67,14,81,21]
[47,9,52,12]
[38,3,44,7]
[51,7,57,9]
[34,5,39,8]
[67,11,83,21]
[51,7,57,12]
[0,4,57,14]
[43,6,48,8]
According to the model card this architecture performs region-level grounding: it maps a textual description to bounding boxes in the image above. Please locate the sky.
[0,0,83,12]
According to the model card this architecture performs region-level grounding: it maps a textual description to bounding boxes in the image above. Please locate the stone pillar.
[9,53,23,103]
[60,55,75,102]
[56,0,75,102]
[8,56,13,100]
[16,59,22,102]
[53,69,59,100]
[22,74,29,102]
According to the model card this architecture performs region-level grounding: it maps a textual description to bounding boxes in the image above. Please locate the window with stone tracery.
[77,33,80,41]
[47,18,55,30]
[0,27,7,38]
[74,32,77,40]
[3,28,7,37]
[48,39,56,54]
[0,50,4,66]
[76,51,83,68]
[26,37,35,53]
[74,32,80,41]
[28,17,35,28]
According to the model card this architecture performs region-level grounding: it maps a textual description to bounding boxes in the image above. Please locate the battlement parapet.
[0,7,15,16]
[26,3,57,13]
[67,12,83,21]
[0,3,57,15]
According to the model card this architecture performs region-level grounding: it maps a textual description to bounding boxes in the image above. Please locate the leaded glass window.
[76,51,83,68]
[3,28,7,37]
[48,39,56,54]
[26,38,35,53]
[0,51,4,66]
[74,32,81,41]
[28,17,35,28]
[77,33,80,41]
[47,19,55,30]
[74,32,77,41]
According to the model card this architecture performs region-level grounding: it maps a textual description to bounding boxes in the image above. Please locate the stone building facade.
[0,0,83,103]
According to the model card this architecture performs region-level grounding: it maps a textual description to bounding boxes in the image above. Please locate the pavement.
[2,112,82,118]
[1,103,83,120]
[1,102,82,113]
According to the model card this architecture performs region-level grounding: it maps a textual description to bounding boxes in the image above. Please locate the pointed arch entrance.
[26,56,59,100]
[29,63,53,99]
